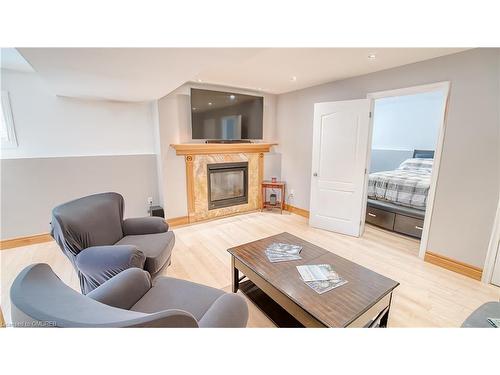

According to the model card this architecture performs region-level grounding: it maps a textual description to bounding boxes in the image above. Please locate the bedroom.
[365,86,447,247]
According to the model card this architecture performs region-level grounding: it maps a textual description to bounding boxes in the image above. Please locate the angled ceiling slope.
[18,48,263,102]
[18,48,468,102]
[1,48,34,72]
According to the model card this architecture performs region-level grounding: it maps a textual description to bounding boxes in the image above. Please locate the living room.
[1,1,499,374]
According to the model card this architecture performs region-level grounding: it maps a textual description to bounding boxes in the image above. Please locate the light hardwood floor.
[1,211,499,327]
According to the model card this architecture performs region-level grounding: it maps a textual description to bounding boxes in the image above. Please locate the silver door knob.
[313,172,318,177]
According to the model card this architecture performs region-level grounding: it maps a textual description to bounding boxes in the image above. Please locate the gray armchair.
[461,302,500,327]
[10,264,249,328]
[51,192,175,294]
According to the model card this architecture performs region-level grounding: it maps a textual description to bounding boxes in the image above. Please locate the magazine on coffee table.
[305,278,348,294]
[296,264,348,294]
[266,254,302,262]
[487,318,500,327]
[265,242,303,263]
[267,243,302,255]
[296,264,340,282]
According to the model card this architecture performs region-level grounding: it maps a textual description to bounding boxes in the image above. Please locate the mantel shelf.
[170,142,278,156]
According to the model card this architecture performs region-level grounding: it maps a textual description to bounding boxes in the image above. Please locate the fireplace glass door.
[207,162,248,209]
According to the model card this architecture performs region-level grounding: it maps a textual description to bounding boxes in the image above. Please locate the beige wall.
[156,83,279,219]
[276,48,500,268]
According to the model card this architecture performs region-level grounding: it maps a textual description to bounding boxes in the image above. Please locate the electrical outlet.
[147,197,153,205]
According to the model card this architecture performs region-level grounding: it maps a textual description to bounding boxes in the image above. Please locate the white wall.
[156,82,279,218]
[370,90,444,172]
[0,69,160,239]
[276,48,500,268]
[372,90,444,151]
[1,69,156,159]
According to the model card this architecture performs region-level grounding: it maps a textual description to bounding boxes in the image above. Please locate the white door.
[491,240,500,286]
[309,99,371,236]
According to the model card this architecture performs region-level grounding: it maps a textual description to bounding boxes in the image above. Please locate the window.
[1,91,18,148]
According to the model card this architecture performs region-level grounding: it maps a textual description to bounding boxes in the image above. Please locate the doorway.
[364,82,450,258]
[308,82,450,259]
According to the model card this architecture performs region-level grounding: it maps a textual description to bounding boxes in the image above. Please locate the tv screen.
[191,88,263,140]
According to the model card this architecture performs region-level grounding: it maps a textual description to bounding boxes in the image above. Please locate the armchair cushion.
[76,245,146,294]
[130,276,225,320]
[87,268,152,310]
[122,217,168,236]
[116,231,175,275]
[130,276,248,328]
[198,293,249,328]
[139,309,198,328]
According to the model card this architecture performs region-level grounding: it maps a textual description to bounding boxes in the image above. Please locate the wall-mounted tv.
[191,88,263,140]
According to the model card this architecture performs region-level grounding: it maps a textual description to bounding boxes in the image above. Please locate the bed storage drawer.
[366,206,395,230]
[394,214,424,238]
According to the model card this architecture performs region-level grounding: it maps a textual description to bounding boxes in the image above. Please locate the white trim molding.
[1,90,18,148]
[482,194,500,284]
[365,81,451,259]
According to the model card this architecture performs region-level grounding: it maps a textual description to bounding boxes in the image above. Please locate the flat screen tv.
[191,88,263,140]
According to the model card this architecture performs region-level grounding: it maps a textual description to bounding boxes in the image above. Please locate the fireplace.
[207,162,248,210]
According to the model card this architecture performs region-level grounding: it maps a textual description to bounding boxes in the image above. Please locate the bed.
[365,150,434,239]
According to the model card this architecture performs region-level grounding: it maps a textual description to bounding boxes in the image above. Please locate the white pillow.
[398,158,433,171]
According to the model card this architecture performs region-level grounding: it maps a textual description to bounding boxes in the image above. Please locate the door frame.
[482,194,500,284]
[363,81,451,259]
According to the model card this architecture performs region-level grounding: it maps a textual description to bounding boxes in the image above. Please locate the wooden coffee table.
[228,232,399,327]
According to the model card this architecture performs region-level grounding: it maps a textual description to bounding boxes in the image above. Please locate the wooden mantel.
[170,142,277,156]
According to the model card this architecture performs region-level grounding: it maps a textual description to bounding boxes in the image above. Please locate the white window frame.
[1,90,18,148]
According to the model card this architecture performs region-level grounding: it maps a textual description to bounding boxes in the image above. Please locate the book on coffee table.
[296,264,348,294]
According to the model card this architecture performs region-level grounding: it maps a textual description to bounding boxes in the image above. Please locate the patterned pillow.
[398,158,434,171]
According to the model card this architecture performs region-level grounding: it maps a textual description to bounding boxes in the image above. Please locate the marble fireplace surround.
[171,143,277,223]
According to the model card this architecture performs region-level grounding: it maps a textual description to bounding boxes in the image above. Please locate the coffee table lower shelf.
[232,256,393,328]
[239,279,304,327]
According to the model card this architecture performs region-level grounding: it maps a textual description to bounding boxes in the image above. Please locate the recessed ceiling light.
[197,79,202,82]
[368,53,377,60]
[192,107,196,110]
[229,95,236,100]
[208,102,212,106]
[291,76,297,82]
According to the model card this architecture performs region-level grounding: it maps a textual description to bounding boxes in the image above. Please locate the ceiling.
[1,48,34,72]
[191,89,256,112]
[4,48,468,101]
[198,48,467,95]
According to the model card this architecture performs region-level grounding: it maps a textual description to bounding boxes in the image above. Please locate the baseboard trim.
[0,233,53,250]
[424,251,483,281]
[284,204,310,219]
[166,216,190,227]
